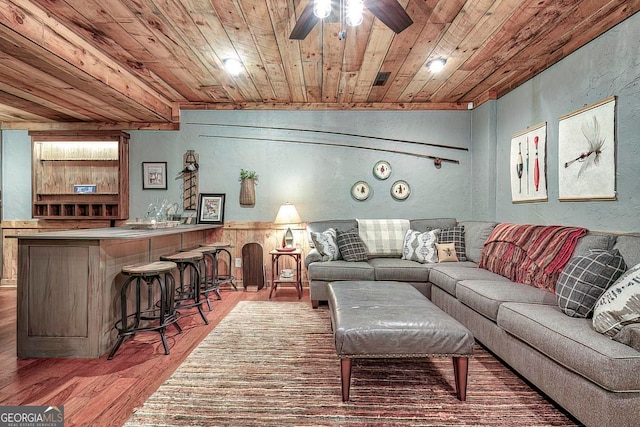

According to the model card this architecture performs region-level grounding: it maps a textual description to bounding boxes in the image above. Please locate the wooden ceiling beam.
[0,0,174,121]
[0,121,180,131]
[179,101,471,110]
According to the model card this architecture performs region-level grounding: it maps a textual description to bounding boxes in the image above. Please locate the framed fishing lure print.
[510,123,548,203]
[558,97,616,201]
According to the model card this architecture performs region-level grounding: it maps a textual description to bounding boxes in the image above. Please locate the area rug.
[125,301,578,426]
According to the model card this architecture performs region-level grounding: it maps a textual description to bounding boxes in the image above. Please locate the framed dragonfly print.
[510,123,548,203]
[558,97,616,201]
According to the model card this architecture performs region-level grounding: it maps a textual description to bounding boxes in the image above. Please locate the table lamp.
[274,203,301,249]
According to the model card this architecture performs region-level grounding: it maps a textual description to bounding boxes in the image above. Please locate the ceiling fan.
[289,0,413,40]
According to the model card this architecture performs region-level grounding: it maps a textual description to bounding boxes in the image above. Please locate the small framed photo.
[142,162,167,190]
[197,193,226,224]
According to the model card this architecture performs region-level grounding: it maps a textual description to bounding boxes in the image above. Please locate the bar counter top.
[15,224,218,240]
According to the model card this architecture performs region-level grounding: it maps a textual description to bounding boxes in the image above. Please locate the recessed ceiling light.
[313,0,332,19]
[223,58,243,76]
[426,57,447,73]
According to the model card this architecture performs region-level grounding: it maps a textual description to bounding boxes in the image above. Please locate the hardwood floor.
[0,284,308,427]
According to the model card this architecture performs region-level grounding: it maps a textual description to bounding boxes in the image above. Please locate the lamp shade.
[274,203,301,224]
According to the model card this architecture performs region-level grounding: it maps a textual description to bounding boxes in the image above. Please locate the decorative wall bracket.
[179,150,199,210]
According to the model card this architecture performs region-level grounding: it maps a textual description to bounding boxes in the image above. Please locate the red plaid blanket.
[479,223,587,292]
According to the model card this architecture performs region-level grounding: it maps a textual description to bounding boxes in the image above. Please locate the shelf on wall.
[30,131,130,220]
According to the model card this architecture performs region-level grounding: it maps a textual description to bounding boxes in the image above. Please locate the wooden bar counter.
[16,224,217,358]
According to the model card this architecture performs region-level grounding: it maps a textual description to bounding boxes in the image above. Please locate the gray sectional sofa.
[305,218,640,427]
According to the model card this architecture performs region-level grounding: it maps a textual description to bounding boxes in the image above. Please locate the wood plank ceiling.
[0,0,638,129]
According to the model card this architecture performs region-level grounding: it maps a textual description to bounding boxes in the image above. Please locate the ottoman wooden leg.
[341,358,352,402]
[452,356,469,401]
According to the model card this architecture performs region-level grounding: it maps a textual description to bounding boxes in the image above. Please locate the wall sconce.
[274,203,302,249]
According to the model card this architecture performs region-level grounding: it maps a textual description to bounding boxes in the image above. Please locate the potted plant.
[239,169,258,206]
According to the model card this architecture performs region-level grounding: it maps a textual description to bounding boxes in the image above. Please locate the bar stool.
[108,260,180,360]
[200,242,237,291]
[181,245,220,311]
[160,251,209,325]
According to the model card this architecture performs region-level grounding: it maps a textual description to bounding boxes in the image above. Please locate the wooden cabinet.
[30,131,129,220]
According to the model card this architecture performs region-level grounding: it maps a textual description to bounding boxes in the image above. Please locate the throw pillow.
[556,249,627,318]
[309,228,340,261]
[439,226,467,261]
[401,229,439,263]
[436,242,459,263]
[592,262,640,337]
[357,219,410,257]
[336,229,368,262]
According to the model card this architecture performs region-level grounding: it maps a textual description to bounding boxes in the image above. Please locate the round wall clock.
[390,180,410,200]
[373,160,392,180]
[351,181,371,201]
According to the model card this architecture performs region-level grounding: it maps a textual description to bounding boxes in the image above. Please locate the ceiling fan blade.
[289,2,320,40]
[365,0,413,34]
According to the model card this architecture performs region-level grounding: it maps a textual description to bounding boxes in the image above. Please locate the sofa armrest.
[305,248,324,269]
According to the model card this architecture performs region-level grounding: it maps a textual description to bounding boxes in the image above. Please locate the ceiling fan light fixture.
[345,0,364,26]
[223,58,243,76]
[426,57,447,73]
[313,0,332,19]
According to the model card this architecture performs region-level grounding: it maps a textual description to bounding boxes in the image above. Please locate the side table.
[269,249,302,299]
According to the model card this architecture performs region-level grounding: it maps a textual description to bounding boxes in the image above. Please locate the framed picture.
[197,193,226,224]
[558,97,616,201]
[142,162,167,190]
[510,123,548,203]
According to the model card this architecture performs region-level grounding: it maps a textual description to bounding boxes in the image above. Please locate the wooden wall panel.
[207,222,310,288]
[4,221,310,290]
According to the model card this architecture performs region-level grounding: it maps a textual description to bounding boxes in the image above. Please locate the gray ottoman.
[328,280,475,401]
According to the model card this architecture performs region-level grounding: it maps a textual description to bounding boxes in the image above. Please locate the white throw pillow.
[593,262,640,336]
[309,228,340,261]
[402,229,440,263]
[357,219,410,257]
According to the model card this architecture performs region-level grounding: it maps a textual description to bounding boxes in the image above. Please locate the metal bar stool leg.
[108,261,179,360]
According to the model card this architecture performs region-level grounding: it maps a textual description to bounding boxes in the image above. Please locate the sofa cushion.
[402,228,439,263]
[613,235,640,268]
[307,260,374,281]
[368,258,430,282]
[593,262,640,337]
[573,232,616,256]
[409,218,457,232]
[307,220,358,247]
[497,303,640,392]
[436,242,458,262]
[456,280,556,322]
[336,229,368,262]
[429,265,509,296]
[458,221,498,263]
[309,228,340,261]
[357,219,410,257]
[556,249,627,318]
[438,226,467,261]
